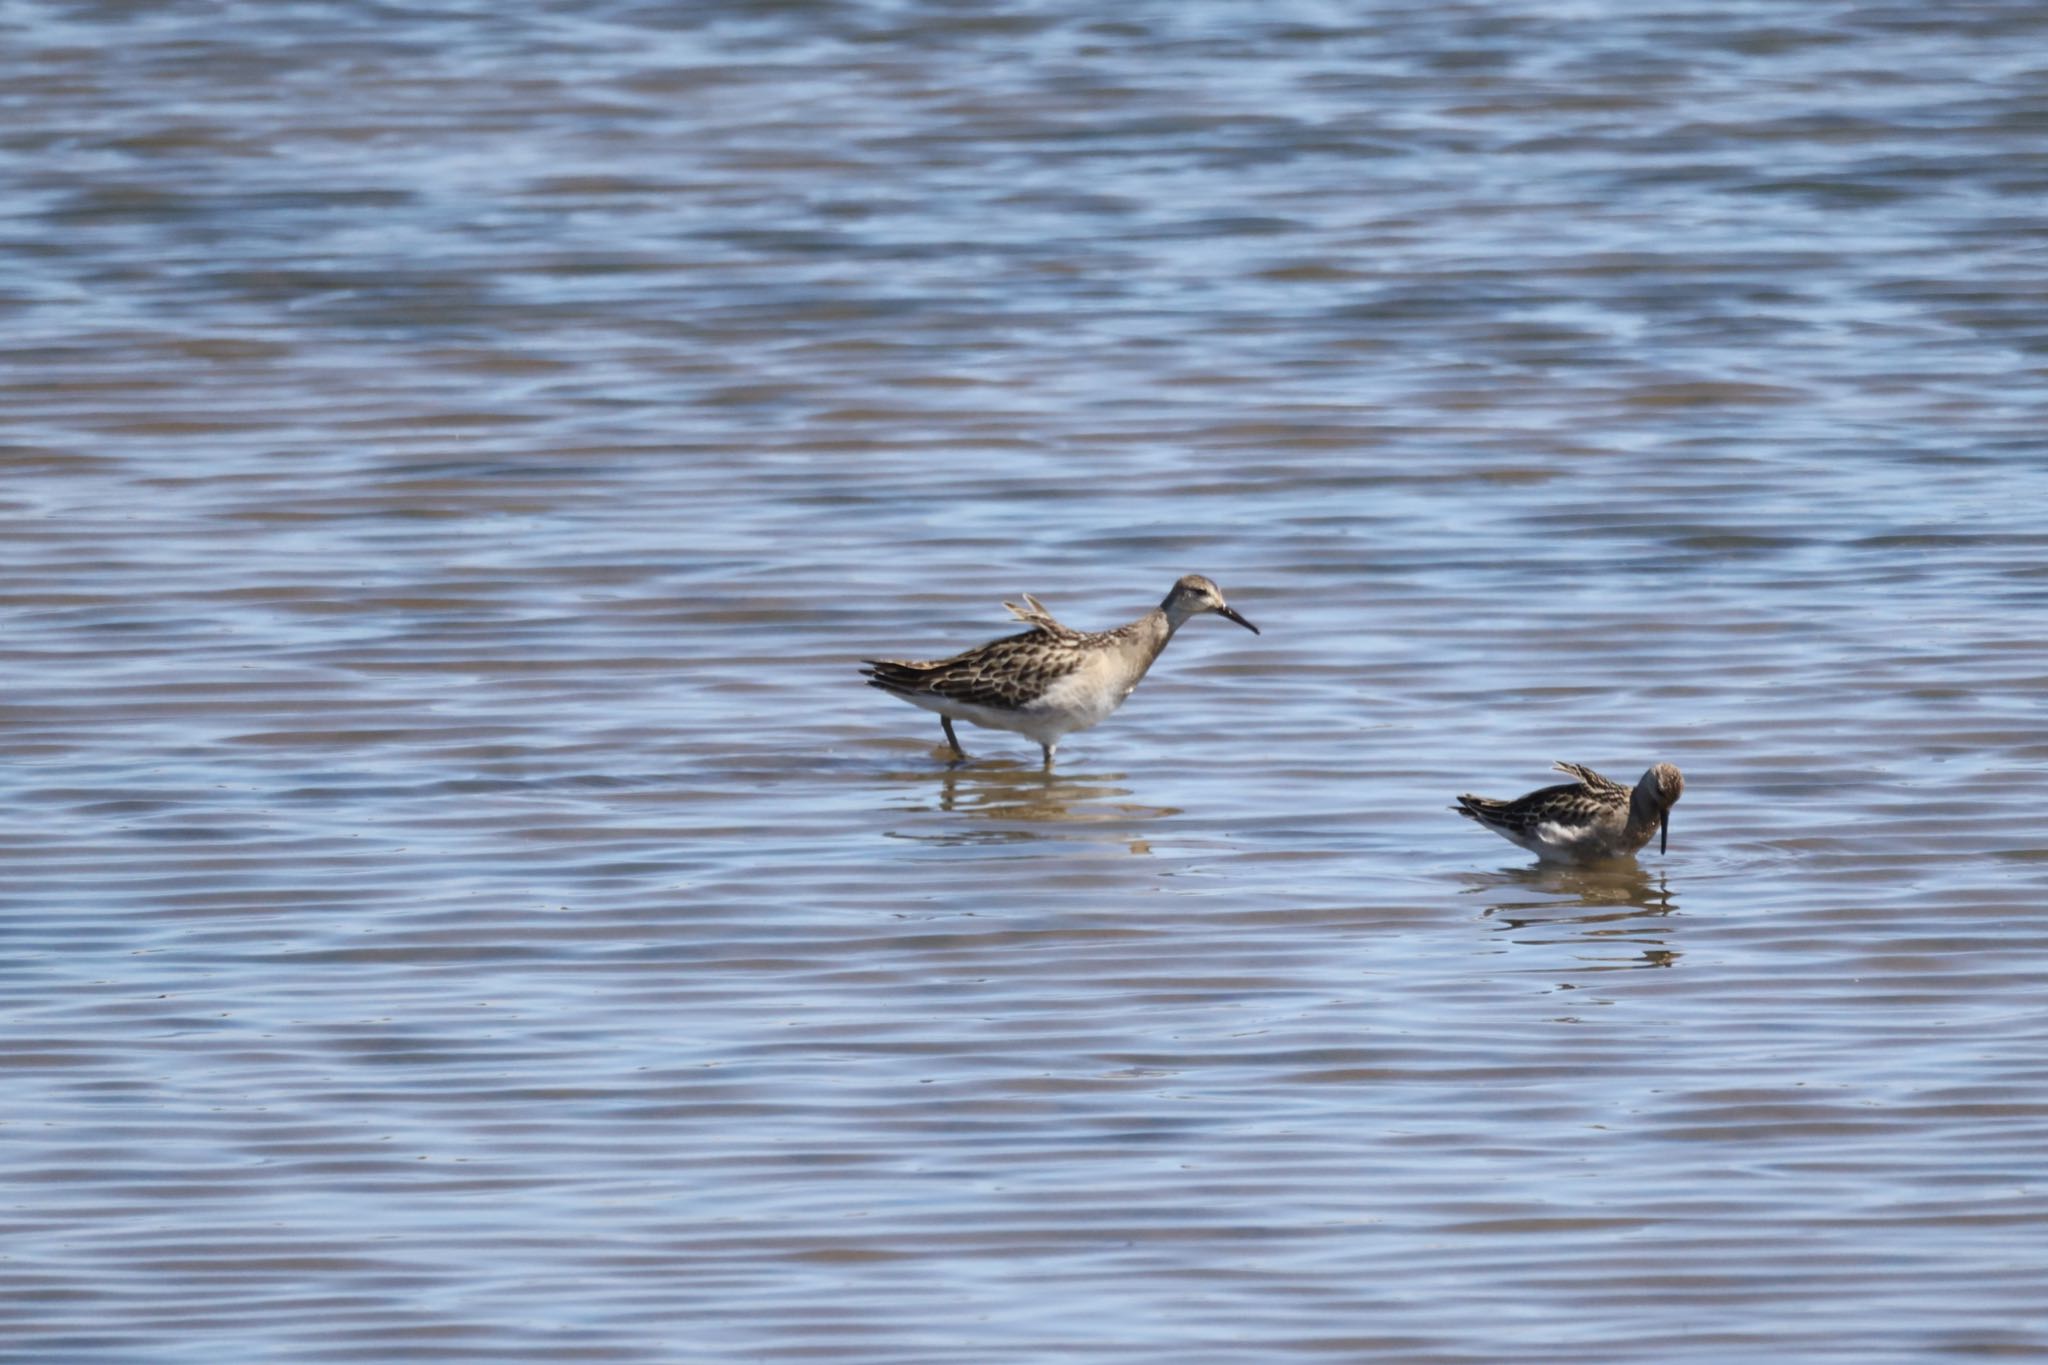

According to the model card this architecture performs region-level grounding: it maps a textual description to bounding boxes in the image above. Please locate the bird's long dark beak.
[1217,605,1260,635]
[1660,815,1669,856]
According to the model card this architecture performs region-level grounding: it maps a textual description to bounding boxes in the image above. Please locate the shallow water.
[4,2,2048,1360]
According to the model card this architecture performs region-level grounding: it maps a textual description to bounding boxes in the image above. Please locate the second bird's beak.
[1217,605,1260,635]
[1660,815,1670,856]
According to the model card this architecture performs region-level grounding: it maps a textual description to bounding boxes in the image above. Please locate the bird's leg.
[940,716,965,758]
[1040,742,1056,770]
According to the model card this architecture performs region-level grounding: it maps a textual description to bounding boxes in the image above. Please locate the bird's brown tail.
[860,660,934,693]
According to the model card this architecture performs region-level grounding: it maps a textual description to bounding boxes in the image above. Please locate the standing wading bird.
[861,574,1260,768]
[1454,761,1684,863]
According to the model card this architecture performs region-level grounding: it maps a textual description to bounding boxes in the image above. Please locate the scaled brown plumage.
[860,605,1152,713]
[860,575,1259,766]
[1454,760,1682,862]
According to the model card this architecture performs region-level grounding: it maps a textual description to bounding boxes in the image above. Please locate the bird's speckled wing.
[861,628,1089,712]
[1551,761,1627,795]
[1002,593,1072,633]
[1455,780,1623,836]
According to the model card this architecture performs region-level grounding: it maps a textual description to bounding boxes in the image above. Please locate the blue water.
[3,2,2046,1360]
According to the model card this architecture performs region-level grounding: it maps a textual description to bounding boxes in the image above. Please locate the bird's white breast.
[1025,660,1130,736]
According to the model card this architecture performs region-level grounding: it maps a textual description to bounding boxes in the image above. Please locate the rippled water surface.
[5,2,2048,1360]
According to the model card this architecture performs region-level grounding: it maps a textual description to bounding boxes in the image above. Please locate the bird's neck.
[1626,783,1665,834]
[1160,597,1202,634]
[1113,607,1177,685]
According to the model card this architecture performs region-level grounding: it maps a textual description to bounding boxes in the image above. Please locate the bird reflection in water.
[1462,862,1679,969]
[885,756,1179,852]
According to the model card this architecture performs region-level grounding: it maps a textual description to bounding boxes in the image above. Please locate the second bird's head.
[1162,574,1259,634]
[1636,762,1685,855]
